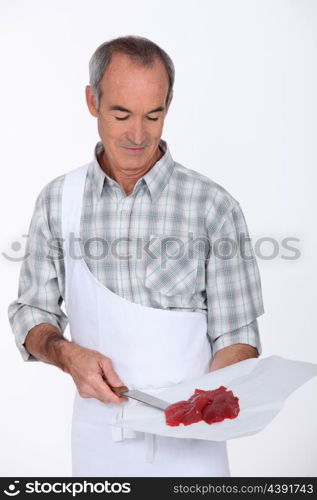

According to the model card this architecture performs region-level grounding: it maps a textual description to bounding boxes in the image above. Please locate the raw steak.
[165,385,240,427]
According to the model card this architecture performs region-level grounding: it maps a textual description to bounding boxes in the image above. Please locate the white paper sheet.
[110,355,317,441]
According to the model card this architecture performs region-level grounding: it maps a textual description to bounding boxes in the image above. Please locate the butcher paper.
[110,355,317,441]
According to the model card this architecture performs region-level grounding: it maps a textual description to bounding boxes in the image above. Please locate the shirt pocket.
[144,233,204,296]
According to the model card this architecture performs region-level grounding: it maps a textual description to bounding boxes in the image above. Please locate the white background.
[1,0,316,477]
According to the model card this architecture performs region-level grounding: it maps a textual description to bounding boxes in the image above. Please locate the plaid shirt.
[8,139,265,361]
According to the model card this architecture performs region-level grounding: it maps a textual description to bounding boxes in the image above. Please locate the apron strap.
[61,163,90,257]
[110,393,163,464]
[144,433,156,463]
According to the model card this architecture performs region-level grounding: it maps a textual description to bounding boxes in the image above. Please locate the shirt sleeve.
[7,185,68,361]
[205,200,265,356]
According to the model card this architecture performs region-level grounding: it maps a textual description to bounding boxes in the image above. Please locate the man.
[8,36,264,477]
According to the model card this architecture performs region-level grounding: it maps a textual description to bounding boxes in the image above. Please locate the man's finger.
[99,356,125,388]
[94,376,124,404]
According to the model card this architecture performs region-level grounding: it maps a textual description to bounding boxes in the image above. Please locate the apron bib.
[62,163,230,477]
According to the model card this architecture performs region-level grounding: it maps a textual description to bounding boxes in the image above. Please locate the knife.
[110,385,170,411]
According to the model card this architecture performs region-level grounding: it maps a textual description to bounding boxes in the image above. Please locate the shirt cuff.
[9,306,68,362]
[211,319,262,356]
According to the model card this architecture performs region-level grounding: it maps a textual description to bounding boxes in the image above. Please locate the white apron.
[61,163,230,477]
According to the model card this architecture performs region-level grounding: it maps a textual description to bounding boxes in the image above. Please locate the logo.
[3,481,20,496]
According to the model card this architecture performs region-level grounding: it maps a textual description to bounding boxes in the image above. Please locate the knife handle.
[109,384,129,396]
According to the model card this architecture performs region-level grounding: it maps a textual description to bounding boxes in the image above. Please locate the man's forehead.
[100,53,168,87]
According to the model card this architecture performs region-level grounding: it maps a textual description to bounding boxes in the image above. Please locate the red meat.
[164,400,188,427]
[164,386,240,427]
[202,393,240,424]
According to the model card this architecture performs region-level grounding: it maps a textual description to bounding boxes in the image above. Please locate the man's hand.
[61,342,128,405]
[209,343,259,371]
[24,323,128,405]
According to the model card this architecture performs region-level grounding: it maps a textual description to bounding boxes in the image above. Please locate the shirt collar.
[91,139,175,202]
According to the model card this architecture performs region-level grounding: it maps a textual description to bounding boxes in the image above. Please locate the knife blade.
[110,385,170,411]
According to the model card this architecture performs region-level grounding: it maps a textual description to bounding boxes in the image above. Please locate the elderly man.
[8,35,264,477]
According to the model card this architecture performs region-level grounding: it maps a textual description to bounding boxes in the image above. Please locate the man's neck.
[98,145,164,196]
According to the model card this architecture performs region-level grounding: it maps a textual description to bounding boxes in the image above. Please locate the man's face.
[86,53,172,171]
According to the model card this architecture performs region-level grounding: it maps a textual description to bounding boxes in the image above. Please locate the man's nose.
[126,118,147,145]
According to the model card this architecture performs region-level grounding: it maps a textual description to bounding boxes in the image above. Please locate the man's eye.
[115,116,159,121]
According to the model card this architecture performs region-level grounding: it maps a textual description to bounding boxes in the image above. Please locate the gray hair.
[88,35,175,111]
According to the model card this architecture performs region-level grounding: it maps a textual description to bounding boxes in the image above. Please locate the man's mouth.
[123,146,145,154]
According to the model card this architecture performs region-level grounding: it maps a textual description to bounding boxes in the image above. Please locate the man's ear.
[166,91,173,113]
[85,85,98,117]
